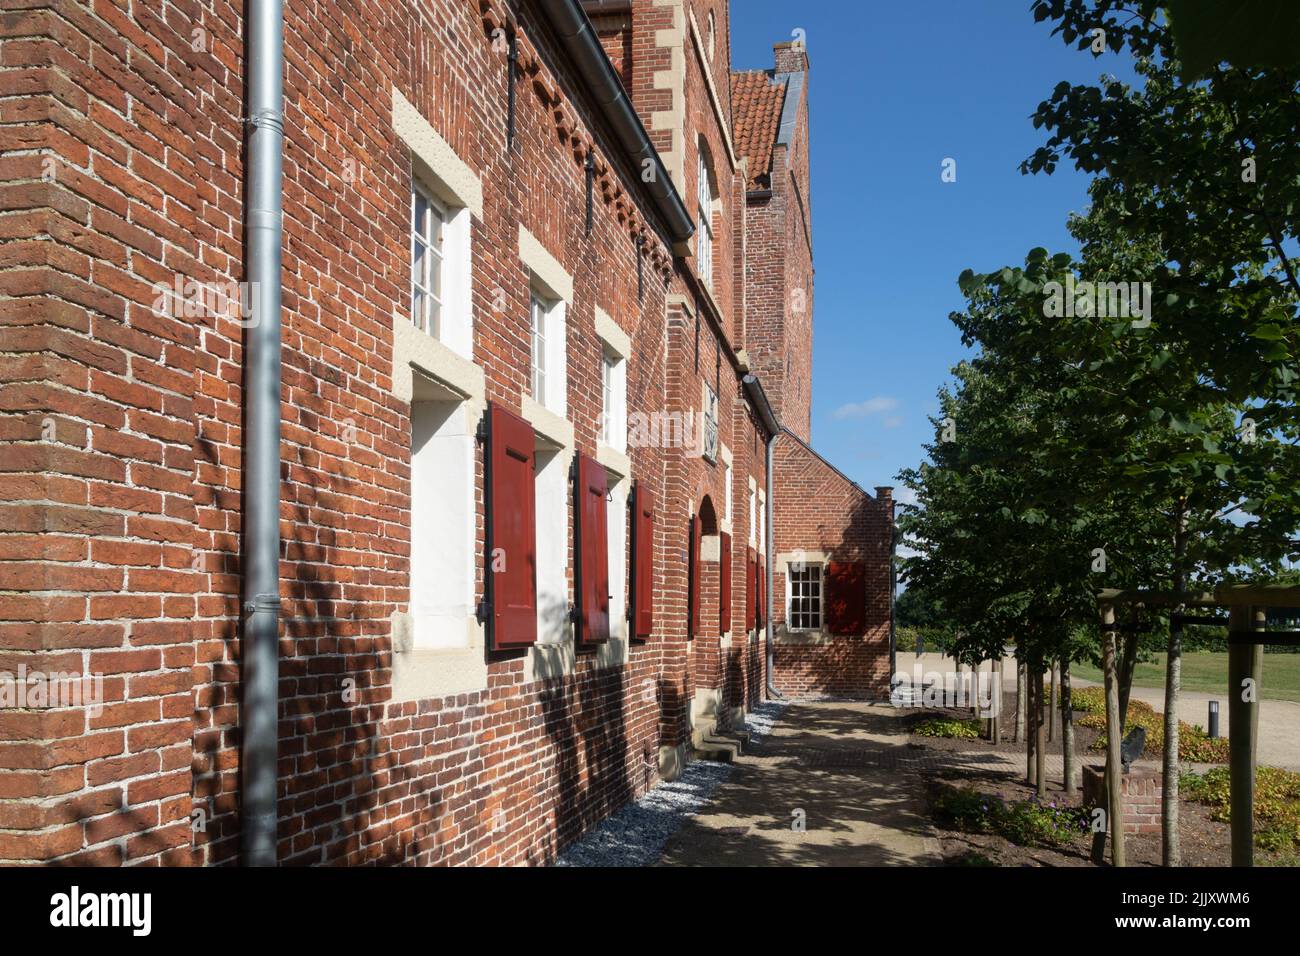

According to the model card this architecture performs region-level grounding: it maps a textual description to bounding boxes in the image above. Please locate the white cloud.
[831,396,899,421]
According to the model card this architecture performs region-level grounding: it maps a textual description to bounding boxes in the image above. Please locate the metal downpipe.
[240,0,284,867]
[765,433,784,700]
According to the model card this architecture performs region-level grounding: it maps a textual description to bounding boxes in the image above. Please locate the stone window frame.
[388,87,490,703]
[776,551,835,645]
[786,561,824,632]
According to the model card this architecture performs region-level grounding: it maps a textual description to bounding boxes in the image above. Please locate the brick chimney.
[774,40,808,75]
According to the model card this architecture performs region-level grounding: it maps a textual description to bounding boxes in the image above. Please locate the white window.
[748,487,756,546]
[535,446,569,644]
[608,483,627,641]
[410,398,474,649]
[530,294,547,404]
[787,563,823,632]
[758,491,766,553]
[411,184,446,337]
[724,461,733,523]
[702,383,718,462]
[409,178,473,360]
[600,352,619,446]
[595,313,628,453]
[696,148,714,286]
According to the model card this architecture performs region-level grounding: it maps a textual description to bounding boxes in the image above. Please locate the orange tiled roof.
[731,70,786,190]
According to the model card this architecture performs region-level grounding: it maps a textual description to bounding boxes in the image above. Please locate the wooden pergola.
[1095,585,1300,867]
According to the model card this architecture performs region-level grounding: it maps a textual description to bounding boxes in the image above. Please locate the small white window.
[702,383,718,462]
[412,185,446,337]
[724,461,733,523]
[696,148,714,287]
[788,563,823,632]
[530,294,547,404]
[757,491,766,553]
[748,487,756,546]
[408,178,473,360]
[600,352,616,445]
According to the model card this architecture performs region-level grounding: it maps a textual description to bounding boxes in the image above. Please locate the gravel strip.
[555,700,789,866]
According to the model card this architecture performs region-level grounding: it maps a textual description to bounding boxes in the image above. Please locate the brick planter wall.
[1082,764,1163,835]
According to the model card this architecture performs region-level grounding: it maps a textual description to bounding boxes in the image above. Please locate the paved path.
[658,702,944,866]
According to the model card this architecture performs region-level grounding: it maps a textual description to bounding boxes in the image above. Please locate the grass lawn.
[1072,651,1300,703]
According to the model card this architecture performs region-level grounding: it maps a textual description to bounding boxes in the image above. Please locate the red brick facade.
[0,0,889,866]
[734,43,893,702]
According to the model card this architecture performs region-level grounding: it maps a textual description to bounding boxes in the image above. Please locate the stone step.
[692,730,747,763]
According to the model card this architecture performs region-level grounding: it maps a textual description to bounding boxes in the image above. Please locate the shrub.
[1087,708,1229,763]
[915,717,981,739]
[1181,766,1300,851]
[929,785,1091,849]
[1071,685,1155,720]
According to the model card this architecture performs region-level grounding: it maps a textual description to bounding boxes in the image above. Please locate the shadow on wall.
[534,594,632,865]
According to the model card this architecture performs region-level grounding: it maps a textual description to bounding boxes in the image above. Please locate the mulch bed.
[900,697,1276,866]
[922,771,1232,867]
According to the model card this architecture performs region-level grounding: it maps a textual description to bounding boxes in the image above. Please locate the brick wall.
[770,433,892,701]
[740,42,813,441]
[0,0,788,866]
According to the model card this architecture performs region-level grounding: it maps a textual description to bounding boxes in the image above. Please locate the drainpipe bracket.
[243,594,282,618]
[245,109,285,135]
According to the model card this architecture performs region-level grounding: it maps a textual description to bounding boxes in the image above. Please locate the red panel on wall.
[576,454,610,646]
[745,547,756,632]
[826,561,867,635]
[719,531,732,634]
[756,558,765,627]
[488,403,537,649]
[632,483,655,639]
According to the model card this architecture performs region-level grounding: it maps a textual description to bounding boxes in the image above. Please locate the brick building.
[0,0,891,866]
[733,42,895,701]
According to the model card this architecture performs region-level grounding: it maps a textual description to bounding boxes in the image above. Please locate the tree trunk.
[1118,631,1140,735]
[1015,660,1025,743]
[1025,665,1037,786]
[1035,665,1047,798]
[1163,501,1189,867]
[1102,606,1125,867]
[992,658,1002,745]
[1048,661,1058,743]
[1061,658,1075,796]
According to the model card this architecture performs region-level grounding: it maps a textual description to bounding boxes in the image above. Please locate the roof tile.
[731,70,786,190]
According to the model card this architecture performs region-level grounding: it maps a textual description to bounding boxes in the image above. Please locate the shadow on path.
[658,701,944,866]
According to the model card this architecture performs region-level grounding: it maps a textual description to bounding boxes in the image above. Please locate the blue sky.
[730,0,1139,499]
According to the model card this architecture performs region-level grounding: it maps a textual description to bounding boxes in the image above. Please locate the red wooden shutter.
[719,531,732,634]
[632,483,655,639]
[575,454,610,646]
[756,558,765,626]
[488,403,537,649]
[826,561,867,635]
[745,548,756,631]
